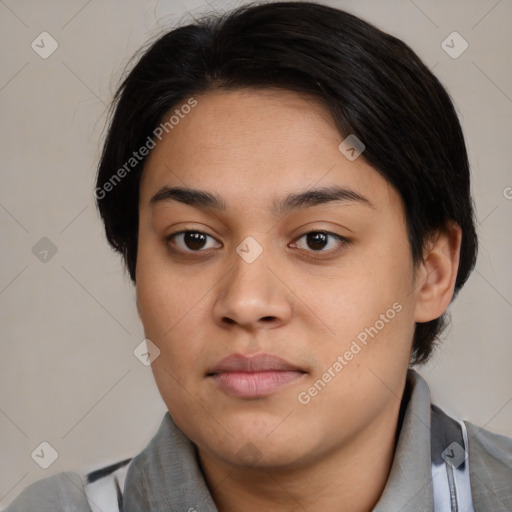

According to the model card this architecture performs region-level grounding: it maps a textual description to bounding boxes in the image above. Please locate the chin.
[221,440,311,470]
[198,423,315,469]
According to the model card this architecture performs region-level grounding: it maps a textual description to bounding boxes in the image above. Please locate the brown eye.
[292,231,349,254]
[165,231,221,252]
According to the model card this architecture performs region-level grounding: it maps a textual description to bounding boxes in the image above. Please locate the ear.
[414,221,462,323]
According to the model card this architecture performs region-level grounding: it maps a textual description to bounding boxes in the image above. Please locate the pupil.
[185,232,206,250]
[308,232,327,250]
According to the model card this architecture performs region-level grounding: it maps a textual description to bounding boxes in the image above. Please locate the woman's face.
[136,88,420,470]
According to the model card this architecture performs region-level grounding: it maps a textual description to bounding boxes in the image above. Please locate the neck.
[197,395,406,512]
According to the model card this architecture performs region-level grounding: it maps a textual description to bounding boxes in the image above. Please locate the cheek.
[136,236,200,337]
[303,252,413,340]
[136,267,210,421]
[136,273,202,355]
[297,236,416,385]
[135,248,216,382]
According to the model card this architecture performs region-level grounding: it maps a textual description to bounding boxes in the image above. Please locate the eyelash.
[164,230,350,258]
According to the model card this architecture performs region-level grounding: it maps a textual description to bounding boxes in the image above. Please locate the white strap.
[454,420,475,512]
[84,460,132,512]
[431,418,475,512]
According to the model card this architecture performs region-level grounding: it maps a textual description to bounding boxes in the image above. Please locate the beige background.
[1,0,511,507]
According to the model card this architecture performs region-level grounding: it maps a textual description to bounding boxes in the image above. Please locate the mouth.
[207,353,307,398]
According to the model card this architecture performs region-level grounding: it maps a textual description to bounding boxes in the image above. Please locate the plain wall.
[1,0,511,507]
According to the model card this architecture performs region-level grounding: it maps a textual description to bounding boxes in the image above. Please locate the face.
[136,88,420,471]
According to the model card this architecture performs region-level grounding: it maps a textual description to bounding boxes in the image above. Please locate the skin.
[135,88,461,511]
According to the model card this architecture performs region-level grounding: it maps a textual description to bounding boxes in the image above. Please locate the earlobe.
[414,222,462,323]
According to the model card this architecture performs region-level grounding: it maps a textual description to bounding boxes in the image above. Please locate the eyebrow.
[149,184,375,216]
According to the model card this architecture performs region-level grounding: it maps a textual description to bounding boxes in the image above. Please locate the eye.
[165,230,222,253]
[291,231,349,255]
[165,229,349,256]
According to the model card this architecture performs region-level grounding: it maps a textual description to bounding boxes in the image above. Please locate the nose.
[212,246,293,331]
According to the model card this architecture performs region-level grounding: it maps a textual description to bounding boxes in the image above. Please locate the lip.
[207,353,306,398]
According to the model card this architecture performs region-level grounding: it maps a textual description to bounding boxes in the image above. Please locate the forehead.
[139,88,399,214]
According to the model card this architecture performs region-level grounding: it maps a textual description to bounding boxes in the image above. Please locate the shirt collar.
[373,369,434,511]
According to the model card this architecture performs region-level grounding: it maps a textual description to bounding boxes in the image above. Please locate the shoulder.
[464,420,512,508]
[465,419,512,475]
[465,419,512,461]
[1,458,133,512]
[1,471,90,511]
[464,421,512,472]
[429,393,512,510]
